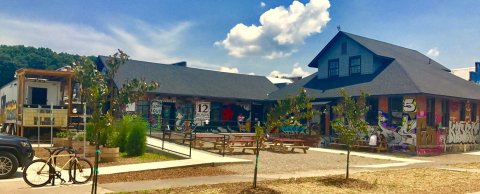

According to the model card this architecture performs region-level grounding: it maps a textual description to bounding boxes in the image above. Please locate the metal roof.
[270,31,480,100]
[97,56,277,101]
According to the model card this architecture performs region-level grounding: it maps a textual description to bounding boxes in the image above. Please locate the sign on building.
[125,102,136,112]
[195,101,210,125]
[150,101,162,115]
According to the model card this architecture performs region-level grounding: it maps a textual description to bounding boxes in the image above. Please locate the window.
[328,59,339,78]
[460,102,466,121]
[366,97,379,125]
[441,99,449,127]
[388,97,403,126]
[136,101,150,118]
[341,42,347,55]
[349,56,361,76]
[210,102,222,122]
[471,102,477,122]
[427,98,435,127]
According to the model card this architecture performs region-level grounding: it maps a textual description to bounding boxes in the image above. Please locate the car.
[0,134,35,179]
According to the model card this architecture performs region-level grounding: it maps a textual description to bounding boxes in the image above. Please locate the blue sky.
[1,0,479,77]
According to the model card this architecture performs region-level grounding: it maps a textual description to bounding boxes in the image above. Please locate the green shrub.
[102,124,119,148]
[116,114,136,152]
[85,123,95,144]
[125,116,148,156]
[56,130,75,139]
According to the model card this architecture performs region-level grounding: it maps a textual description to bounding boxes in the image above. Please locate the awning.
[311,101,332,106]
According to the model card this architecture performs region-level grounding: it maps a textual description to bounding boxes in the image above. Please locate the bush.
[116,115,136,152]
[56,130,75,139]
[86,123,95,144]
[125,116,148,156]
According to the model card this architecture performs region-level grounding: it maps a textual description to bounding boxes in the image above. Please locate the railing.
[148,129,193,158]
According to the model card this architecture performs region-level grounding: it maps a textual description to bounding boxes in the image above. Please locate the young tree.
[266,88,317,134]
[331,88,369,179]
[73,50,159,193]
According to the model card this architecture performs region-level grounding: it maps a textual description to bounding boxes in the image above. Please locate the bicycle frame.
[36,151,79,185]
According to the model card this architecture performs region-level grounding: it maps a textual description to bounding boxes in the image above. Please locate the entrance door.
[161,103,176,130]
[31,87,47,105]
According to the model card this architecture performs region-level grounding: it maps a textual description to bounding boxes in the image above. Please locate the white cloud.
[248,72,256,75]
[219,67,239,73]
[0,14,191,64]
[260,2,266,7]
[426,47,440,58]
[216,0,330,59]
[268,63,312,78]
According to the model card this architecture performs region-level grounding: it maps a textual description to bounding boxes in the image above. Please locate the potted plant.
[100,124,120,162]
[53,131,73,147]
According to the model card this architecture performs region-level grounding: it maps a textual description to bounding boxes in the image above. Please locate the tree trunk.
[253,138,260,188]
[346,146,350,179]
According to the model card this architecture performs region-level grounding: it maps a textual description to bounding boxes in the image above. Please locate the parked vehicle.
[0,134,35,179]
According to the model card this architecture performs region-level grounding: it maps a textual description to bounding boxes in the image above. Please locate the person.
[237,114,245,132]
[368,133,378,146]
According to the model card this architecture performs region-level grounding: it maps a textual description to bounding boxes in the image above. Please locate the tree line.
[0,45,95,86]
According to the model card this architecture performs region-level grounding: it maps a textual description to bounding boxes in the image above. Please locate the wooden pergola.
[15,68,73,136]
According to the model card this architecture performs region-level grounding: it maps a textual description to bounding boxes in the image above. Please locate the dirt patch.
[98,165,237,184]
[117,168,480,194]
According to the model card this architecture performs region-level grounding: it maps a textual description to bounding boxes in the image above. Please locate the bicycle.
[22,146,93,187]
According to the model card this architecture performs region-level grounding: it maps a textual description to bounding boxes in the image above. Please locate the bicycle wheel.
[69,158,93,184]
[23,159,52,187]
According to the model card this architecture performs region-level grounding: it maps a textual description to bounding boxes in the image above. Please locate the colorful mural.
[5,100,16,121]
[447,121,480,144]
[377,111,417,146]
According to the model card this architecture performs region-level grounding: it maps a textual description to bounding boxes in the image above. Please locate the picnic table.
[353,139,388,153]
[216,138,258,154]
[270,138,309,153]
[193,133,226,148]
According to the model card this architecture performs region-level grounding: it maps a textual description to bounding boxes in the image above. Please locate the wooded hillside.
[0,45,86,86]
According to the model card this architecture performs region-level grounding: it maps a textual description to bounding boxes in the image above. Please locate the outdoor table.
[271,138,309,153]
[218,138,258,154]
[193,134,226,148]
[231,133,256,140]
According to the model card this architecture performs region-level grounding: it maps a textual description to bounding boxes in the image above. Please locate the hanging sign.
[150,101,162,115]
[195,101,210,125]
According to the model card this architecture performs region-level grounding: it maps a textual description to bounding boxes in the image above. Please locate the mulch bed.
[98,165,237,184]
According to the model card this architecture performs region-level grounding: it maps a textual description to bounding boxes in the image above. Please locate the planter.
[100,147,119,162]
[53,137,71,147]
[71,141,98,156]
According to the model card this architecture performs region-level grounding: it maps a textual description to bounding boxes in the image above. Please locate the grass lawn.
[115,168,480,194]
[33,147,181,167]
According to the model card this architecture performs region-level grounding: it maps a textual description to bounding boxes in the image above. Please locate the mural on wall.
[447,121,480,144]
[374,98,417,148]
[5,100,16,121]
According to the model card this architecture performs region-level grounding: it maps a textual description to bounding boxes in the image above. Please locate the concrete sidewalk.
[98,137,250,175]
[309,148,431,168]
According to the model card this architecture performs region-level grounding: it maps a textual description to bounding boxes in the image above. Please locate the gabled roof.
[98,56,277,101]
[269,31,480,100]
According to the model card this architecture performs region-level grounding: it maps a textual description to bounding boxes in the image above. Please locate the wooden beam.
[16,68,73,78]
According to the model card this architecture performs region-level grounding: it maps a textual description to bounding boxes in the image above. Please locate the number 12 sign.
[195,101,210,125]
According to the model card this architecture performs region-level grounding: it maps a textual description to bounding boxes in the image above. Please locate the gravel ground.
[218,150,395,175]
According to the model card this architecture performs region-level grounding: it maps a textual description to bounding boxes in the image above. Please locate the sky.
[0,0,479,78]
